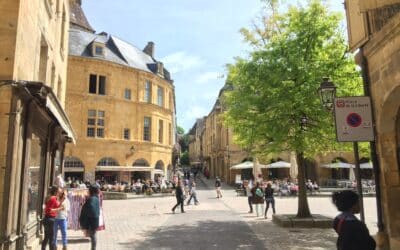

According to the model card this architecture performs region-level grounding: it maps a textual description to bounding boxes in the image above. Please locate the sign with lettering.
[334,96,374,142]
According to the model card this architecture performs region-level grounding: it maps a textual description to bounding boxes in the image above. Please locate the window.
[158,120,164,143]
[169,92,173,110]
[168,123,172,145]
[88,74,106,95]
[87,109,105,138]
[157,86,164,107]
[124,128,130,140]
[124,88,131,100]
[143,117,151,141]
[144,81,152,103]
[95,46,104,56]
[99,76,106,95]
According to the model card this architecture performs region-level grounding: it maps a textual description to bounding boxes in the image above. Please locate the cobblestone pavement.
[64,176,378,250]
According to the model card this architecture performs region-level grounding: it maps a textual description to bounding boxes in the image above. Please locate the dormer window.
[95,46,103,56]
[157,62,164,76]
[92,42,105,57]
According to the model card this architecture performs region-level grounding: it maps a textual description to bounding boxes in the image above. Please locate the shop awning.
[46,94,76,144]
[96,166,153,172]
[154,169,164,174]
[11,81,77,144]
[64,167,84,172]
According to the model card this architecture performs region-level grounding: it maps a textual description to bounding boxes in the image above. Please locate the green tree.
[177,126,185,135]
[224,0,363,217]
[180,151,190,166]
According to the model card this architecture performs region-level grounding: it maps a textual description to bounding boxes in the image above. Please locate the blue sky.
[82,1,345,132]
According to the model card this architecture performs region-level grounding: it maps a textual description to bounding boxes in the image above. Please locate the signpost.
[334,96,374,222]
[334,96,374,142]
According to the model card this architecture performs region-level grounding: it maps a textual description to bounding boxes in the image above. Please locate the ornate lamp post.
[318,77,365,222]
[317,77,337,111]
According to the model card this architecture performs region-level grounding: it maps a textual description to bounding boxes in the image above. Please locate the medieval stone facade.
[345,0,400,248]
[0,0,74,249]
[64,1,176,183]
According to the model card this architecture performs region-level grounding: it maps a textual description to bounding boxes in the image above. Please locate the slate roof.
[70,1,95,33]
[68,28,172,82]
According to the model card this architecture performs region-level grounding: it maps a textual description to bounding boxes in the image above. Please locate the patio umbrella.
[360,162,373,169]
[230,161,254,170]
[266,161,291,169]
[321,162,355,168]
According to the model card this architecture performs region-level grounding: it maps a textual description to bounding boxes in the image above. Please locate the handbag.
[255,188,264,197]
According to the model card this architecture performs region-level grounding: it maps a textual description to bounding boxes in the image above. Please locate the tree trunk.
[296,151,311,218]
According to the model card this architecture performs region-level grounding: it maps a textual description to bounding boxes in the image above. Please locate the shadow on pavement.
[118,220,266,250]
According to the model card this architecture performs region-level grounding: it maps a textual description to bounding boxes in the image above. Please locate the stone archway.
[133,158,150,166]
[155,160,165,170]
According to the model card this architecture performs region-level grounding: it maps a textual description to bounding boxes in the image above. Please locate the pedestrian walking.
[53,188,70,250]
[215,177,222,198]
[172,181,185,213]
[187,181,199,205]
[332,190,376,250]
[245,180,253,213]
[80,185,100,250]
[42,186,60,250]
[264,182,276,219]
[251,182,264,217]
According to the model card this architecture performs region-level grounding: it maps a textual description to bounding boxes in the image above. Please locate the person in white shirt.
[53,188,70,250]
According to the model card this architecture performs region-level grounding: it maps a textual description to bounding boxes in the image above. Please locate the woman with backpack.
[332,190,376,250]
[251,182,264,217]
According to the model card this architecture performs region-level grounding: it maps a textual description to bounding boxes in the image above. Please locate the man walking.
[187,181,199,205]
[172,181,185,213]
[215,177,222,198]
[245,180,253,213]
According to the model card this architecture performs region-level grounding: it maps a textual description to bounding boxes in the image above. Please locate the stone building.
[188,118,205,167]
[65,1,176,183]
[0,0,75,249]
[189,84,371,185]
[345,0,400,248]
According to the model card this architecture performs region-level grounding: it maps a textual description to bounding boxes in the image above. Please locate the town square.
[1,0,400,249]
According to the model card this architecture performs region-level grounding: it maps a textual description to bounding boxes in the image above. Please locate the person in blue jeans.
[186,181,199,205]
[264,182,276,219]
[53,188,69,250]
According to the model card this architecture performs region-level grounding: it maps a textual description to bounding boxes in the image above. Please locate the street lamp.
[318,77,337,111]
[317,77,365,222]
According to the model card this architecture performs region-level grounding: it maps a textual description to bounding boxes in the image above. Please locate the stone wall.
[364,11,400,248]
[65,56,175,181]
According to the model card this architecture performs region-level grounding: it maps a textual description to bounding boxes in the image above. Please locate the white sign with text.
[334,96,374,142]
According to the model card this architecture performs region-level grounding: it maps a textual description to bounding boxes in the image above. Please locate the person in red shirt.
[42,186,60,250]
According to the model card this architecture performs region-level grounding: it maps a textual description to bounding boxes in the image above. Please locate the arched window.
[64,156,85,168]
[97,157,119,166]
[155,160,164,170]
[133,158,150,167]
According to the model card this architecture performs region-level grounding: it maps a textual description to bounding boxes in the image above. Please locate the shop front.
[0,81,75,249]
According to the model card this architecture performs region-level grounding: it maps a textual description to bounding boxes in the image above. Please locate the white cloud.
[194,71,223,84]
[161,52,204,74]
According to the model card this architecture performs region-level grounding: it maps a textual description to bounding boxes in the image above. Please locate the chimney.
[143,41,155,58]
[69,0,95,33]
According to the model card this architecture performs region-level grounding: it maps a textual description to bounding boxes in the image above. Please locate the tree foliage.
[223,0,364,217]
[224,0,362,158]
